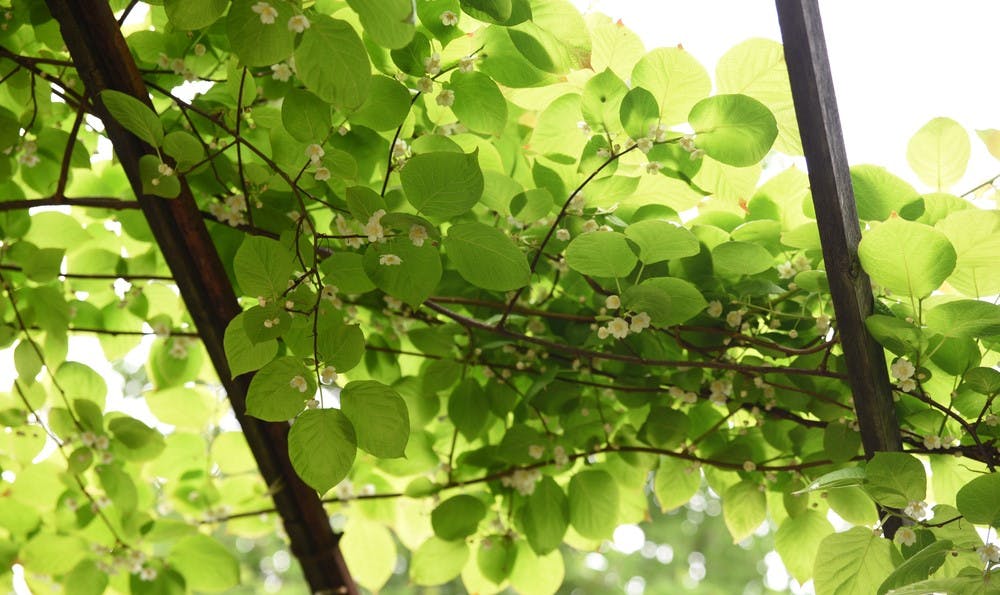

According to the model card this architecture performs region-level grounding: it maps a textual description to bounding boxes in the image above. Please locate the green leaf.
[689,94,777,167]
[432,494,487,540]
[508,544,564,595]
[774,510,833,583]
[865,451,926,508]
[320,252,376,294]
[162,131,205,170]
[139,154,180,198]
[168,534,240,592]
[865,314,922,357]
[851,165,923,222]
[640,407,689,449]
[444,222,530,291]
[568,469,618,539]
[620,277,707,327]
[858,218,956,298]
[581,68,627,134]
[100,90,163,147]
[620,87,660,140]
[624,220,700,264]
[164,0,228,29]
[340,518,396,592]
[224,312,279,378]
[349,76,410,132]
[362,238,442,306]
[20,533,88,575]
[936,209,1000,297]
[963,367,1000,395]
[925,299,1000,338]
[226,0,295,67]
[448,378,489,441]
[813,527,896,595]
[315,314,366,373]
[797,467,867,493]
[340,380,409,458]
[22,247,64,283]
[449,71,508,136]
[824,421,862,463]
[711,241,773,276]
[877,539,953,595]
[146,387,215,430]
[723,480,767,542]
[281,88,332,143]
[294,15,371,109]
[477,535,518,585]
[233,236,295,300]
[245,356,314,421]
[907,117,969,191]
[654,457,701,512]
[461,0,511,22]
[631,47,710,125]
[564,231,637,277]
[346,0,415,49]
[521,476,569,555]
[109,416,166,461]
[529,93,586,162]
[956,473,1000,526]
[288,408,357,493]
[400,150,484,221]
[64,560,109,595]
[411,537,469,586]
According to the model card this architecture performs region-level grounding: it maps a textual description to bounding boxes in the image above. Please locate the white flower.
[792,254,811,272]
[436,89,455,107]
[816,314,831,334]
[555,228,570,241]
[305,398,319,409]
[581,220,598,233]
[788,329,798,339]
[251,1,277,24]
[923,434,943,450]
[891,358,916,380]
[630,312,651,333]
[94,435,110,451]
[409,224,428,247]
[424,53,442,75]
[320,366,338,385]
[977,543,1000,564]
[679,135,697,153]
[777,261,796,279]
[596,147,612,159]
[568,193,586,214]
[364,209,386,243]
[635,137,654,153]
[605,295,621,309]
[459,55,476,73]
[287,14,310,33]
[742,461,757,472]
[18,141,39,167]
[577,120,592,136]
[289,375,308,393]
[726,310,742,328]
[894,526,917,547]
[707,300,723,318]
[528,445,545,460]
[709,379,732,403]
[335,479,354,500]
[194,43,206,56]
[501,468,541,495]
[392,139,410,159]
[139,567,157,581]
[314,167,331,181]
[986,414,999,427]
[682,391,698,404]
[648,123,669,143]
[379,254,402,266]
[305,143,325,164]
[607,317,630,339]
[597,326,610,339]
[440,10,458,25]
[553,445,569,467]
[644,161,662,174]
[321,285,338,301]
[417,76,434,94]
[271,62,293,81]
[156,53,171,69]
[904,500,928,520]
[157,162,174,176]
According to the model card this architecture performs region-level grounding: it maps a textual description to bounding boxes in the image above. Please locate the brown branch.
[0,196,142,211]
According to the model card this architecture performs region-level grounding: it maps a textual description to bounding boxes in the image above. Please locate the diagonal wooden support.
[44,1,357,590]
[775,0,903,533]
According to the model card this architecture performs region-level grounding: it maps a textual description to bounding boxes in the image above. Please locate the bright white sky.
[572,0,1000,196]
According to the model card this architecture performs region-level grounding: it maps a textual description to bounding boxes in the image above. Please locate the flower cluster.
[208,193,248,227]
[891,357,916,392]
[501,468,542,495]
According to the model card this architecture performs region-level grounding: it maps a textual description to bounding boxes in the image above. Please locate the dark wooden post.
[43,0,357,589]
[776,0,903,535]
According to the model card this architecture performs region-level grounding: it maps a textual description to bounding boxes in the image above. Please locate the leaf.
[851,165,923,222]
[64,560,109,595]
[620,87,660,140]
[824,422,862,463]
[963,367,1000,395]
[164,0,228,29]
[346,0,414,49]
[564,231,637,278]
[711,241,773,276]
[508,544,564,595]
[477,536,518,585]
[139,154,180,198]
[109,416,166,461]
[339,380,409,458]
[233,236,295,300]
[223,312,279,378]
[362,238,442,307]
[411,537,469,586]
[877,539,953,595]
[689,94,777,167]
[631,47,711,125]
[432,494,487,540]
[162,131,205,170]
[340,518,396,592]
[813,527,896,595]
[245,356,314,421]
[281,88,332,143]
[936,209,1000,297]
[906,117,969,191]
[294,15,371,109]
[723,480,767,542]
[315,314,365,373]
[288,409,357,493]
[400,150,484,221]
[581,68,627,134]
[100,90,163,147]
[226,0,295,67]
[621,277,707,327]
[349,76,410,132]
[774,510,833,583]
[146,387,215,430]
[568,469,618,539]
[858,218,956,298]
[654,457,701,511]
[865,314,922,357]
[448,378,489,441]
[444,222,530,291]
[925,299,1000,339]
[461,0,511,22]
[624,220,700,264]
[956,473,1000,526]
[20,533,88,575]
[865,451,926,508]
[449,71,508,136]
[640,407,689,449]
[168,534,240,592]
[521,476,569,555]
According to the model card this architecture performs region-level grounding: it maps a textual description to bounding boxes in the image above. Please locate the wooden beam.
[775,0,903,532]
[43,1,357,590]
